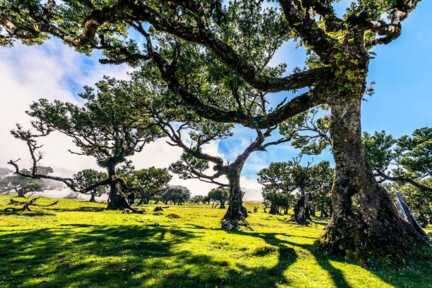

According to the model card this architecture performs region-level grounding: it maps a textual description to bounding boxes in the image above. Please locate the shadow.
[0,223,299,288]
[0,210,55,217]
[0,225,195,288]
[48,206,106,212]
[153,243,297,288]
[233,230,353,288]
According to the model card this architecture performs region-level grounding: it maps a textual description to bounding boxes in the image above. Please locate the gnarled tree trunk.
[221,168,248,230]
[89,191,96,202]
[106,164,129,210]
[294,189,310,225]
[320,96,428,262]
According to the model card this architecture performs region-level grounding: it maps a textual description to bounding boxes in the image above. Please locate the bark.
[221,168,248,230]
[106,164,129,210]
[294,188,310,225]
[219,200,226,209]
[17,188,25,197]
[320,96,428,262]
[269,203,279,215]
[89,190,96,202]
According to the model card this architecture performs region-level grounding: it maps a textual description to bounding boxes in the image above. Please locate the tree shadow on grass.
[153,242,298,288]
[47,206,106,212]
[0,210,55,217]
[0,225,195,288]
[233,231,353,288]
[0,224,300,288]
[237,230,432,288]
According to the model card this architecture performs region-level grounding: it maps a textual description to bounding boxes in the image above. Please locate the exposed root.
[318,213,430,265]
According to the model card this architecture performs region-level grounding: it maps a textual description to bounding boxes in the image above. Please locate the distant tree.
[389,179,432,227]
[161,186,191,205]
[0,166,52,197]
[120,165,172,205]
[8,77,161,210]
[0,167,11,178]
[190,195,205,204]
[259,158,333,224]
[73,169,107,202]
[258,162,295,215]
[307,161,334,219]
[208,187,229,209]
[0,175,41,197]
[363,130,432,192]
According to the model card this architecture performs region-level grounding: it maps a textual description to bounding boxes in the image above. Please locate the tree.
[73,169,107,202]
[190,195,205,204]
[363,130,432,192]
[259,159,334,223]
[9,77,161,210]
[120,166,172,204]
[308,161,334,219]
[208,187,229,209]
[1,0,426,260]
[0,175,42,197]
[258,159,311,224]
[157,111,294,230]
[258,162,296,215]
[161,185,190,205]
[0,166,52,197]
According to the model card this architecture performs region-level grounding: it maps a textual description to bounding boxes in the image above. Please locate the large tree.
[1,0,427,260]
[9,77,161,210]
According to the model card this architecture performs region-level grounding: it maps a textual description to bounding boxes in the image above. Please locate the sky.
[0,1,430,200]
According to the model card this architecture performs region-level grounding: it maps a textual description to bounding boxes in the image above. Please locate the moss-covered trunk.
[221,168,248,230]
[106,164,129,210]
[320,96,427,262]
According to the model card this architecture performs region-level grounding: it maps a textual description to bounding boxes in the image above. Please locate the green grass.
[0,195,431,288]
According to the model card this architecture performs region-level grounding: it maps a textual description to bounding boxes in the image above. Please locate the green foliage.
[161,185,191,205]
[0,166,53,196]
[119,165,172,203]
[398,127,432,179]
[389,179,432,226]
[73,169,107,197]
[208,187,229,208]
[258,159,333,216]
[21,76,161,169]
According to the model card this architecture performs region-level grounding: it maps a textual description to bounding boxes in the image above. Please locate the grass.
[0,195,431,288]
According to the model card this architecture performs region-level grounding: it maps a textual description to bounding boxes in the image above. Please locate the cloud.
[0,40,128,174]
[0,40,263,199]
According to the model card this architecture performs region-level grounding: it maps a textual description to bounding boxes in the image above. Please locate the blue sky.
[0,1,430,198]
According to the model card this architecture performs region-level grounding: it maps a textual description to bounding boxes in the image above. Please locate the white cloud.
[0,40,263,200]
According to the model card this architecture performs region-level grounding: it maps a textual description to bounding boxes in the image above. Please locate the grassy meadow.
[0,195,431,288]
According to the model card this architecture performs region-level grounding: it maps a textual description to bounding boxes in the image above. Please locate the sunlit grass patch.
[0,195,431,288]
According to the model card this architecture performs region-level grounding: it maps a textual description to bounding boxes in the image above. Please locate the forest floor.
[0,195,431,288]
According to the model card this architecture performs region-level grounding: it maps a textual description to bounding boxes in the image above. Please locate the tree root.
[318,214,430,266]
[5,197,58,213]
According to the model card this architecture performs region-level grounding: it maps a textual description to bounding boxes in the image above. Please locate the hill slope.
[0,196,431,288]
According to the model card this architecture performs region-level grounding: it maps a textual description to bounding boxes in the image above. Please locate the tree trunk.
[320,96,427,262]
[221,168,248,230]
[89,190,96,202]
[269,203,279,215]
[106,164,129,210]
[220,200,226,209]
[294,188,310,225]
[17,188,25,197]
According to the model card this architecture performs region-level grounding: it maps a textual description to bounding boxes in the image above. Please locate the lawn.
[0,195,431,288]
